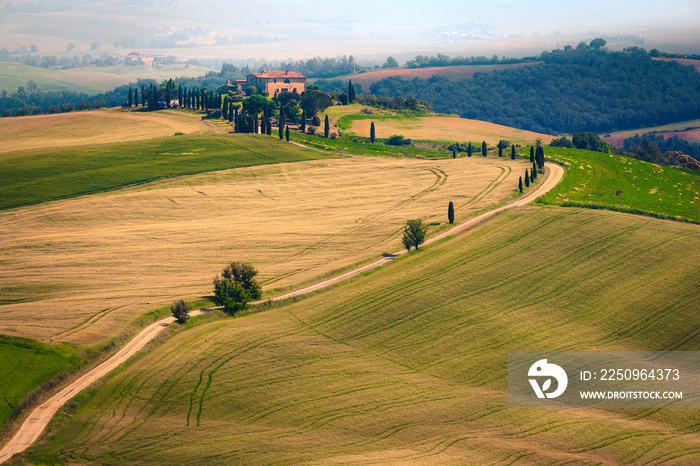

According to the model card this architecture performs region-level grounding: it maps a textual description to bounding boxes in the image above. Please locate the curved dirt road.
[0,162,563,463]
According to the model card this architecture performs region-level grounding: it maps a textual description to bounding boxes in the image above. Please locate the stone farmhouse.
[220,71,307,96]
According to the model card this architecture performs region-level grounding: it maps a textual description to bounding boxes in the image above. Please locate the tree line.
[368,43,700,135]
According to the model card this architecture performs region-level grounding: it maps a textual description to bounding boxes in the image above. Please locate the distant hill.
[334,63,540,92]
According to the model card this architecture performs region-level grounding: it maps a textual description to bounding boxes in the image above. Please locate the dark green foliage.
[401,219,428,251]
[171,299,191,324]
[550,136,574,148]
[128,88,132,107]
[536,146,545,168]
[286,126,290,142]
[448,201,454,224]
[572,132,610,153]
[368,46,700,134]
[498,145,503,157]
[279,123,284,140]
[213,262,262,314]
[467,142,472,157]
[324,114,330,138]
[385,135,411,146]
[511,144,516,160]
[530,146,535,163]
[623,133,700,161]
[519,176,523,193]
[348,79,355,104]
[482,141,487,157]
[530,167,535,183]
[301,90,333,117]
[525,170,530,187]
[266,117,272,136]
[452,148,457,159]
[312,114,321,126]
[370,121,376,143]
[301,110,306,133]
[532,161,538,179]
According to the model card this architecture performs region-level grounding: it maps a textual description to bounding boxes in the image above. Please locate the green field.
[22,207,700,464]
[0,336,79,430]
[537,147,700,223]
[0,134,327,210]
[0,62,102,94]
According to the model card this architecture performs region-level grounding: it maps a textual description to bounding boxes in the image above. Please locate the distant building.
[245,71,306,95]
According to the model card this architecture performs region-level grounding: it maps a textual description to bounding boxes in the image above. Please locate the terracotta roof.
[249,71,306,79]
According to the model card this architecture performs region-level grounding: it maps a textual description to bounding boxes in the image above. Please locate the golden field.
[0,108,211,153]
[0,155,529,345]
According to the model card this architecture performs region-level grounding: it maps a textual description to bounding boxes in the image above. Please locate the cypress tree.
[511,144,516,160]
[178,86,183,108]
[498,144,503,157]
[150,84,156,109]
[324,114,330,138]
[266,117,271,135]
[536,146,545,169]
[467,142,472,157]
[530,167,535,183]
[128,88,133,107]
[530,146,535,163]
[301,110,306,133]
[370,121,376,143]
[482,141,487,157]
[348,80,355,103]
[519,176,523,193]
[525,170,530,187]
[135,87,139,107]
[532,161,538,179]
[286,126,290,142]
[254,115,259,134]
[279,123,284,140]
[448,201,454,224]
[141,85,145,107]
[452,148,457,159]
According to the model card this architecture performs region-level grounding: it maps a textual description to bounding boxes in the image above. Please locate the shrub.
[312,115,321,126]
[171,299,191,324]
[385,134,411,146]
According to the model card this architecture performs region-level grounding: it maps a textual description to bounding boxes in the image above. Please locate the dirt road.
[0,163,563,464]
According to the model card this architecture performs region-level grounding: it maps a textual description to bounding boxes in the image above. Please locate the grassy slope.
[0,133,325,210]
[0,336,79,428]
[324,104,555,146]
[25,207,700,464]
[538,147,700,223]
[0,62,102,94]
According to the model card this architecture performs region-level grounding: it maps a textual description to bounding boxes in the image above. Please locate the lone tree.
[519,176,523,193]
[467,142,472,157]
[324,114,330,138]
[402,219,428,252]
[171,299,191,324]
[448,201,455,224]
[482,141,487,157]
[370,121,376,143]
[348,80,355,103]
[213,262,262,314]
[511,144,516,160]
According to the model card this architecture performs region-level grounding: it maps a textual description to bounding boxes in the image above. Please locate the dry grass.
[348,114,554,146]
[0,155,528,345]
[0,108,211,153]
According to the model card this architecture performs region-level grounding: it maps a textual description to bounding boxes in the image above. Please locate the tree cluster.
[213,262,262,315]
[368,45,700,134]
